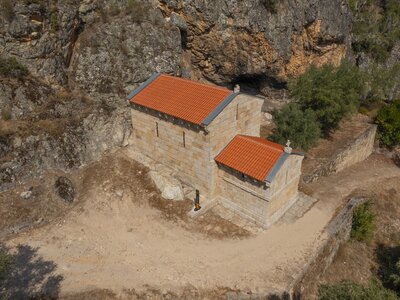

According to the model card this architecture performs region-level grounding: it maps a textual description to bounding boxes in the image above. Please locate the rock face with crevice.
[0,0,353,190]
[159,0,352,89]
[0,1,84,85]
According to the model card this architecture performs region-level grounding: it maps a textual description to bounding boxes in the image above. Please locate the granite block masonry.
[128,73,304,228]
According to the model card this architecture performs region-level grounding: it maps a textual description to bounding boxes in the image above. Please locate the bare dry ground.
[306,176,400,298]
[2,149,400,299]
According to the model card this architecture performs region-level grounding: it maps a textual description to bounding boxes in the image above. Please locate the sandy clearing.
[7,152,400,296]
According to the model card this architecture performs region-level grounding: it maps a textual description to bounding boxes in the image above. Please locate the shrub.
[1,109,11,121]
[351,201,376,242]
[50,12,59,31]
[376,245,400,296]
[390,259,400,295]
[0,0,14,21]
[289,61,365,135]
[376,99,400,148]
[0,56,29,78]
[359,106,369,115]
[0,250,13,280]
[350,0,400,62]
[364,63,400,106]
[270,103,321,151]
[318,279,398,300]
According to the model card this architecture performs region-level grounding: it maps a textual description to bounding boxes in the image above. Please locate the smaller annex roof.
[215,135,300,183]
[128,73,237,126]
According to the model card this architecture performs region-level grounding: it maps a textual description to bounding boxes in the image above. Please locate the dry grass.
[308,177,400,297]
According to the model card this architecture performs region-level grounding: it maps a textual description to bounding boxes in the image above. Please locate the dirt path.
[6,152,400,297]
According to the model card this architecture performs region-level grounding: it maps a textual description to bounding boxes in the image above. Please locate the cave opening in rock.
[231,74,265,95]
[231,74,287,96]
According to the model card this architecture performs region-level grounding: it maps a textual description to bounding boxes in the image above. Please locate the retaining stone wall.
[289,197,369,299]
[303,125,377,183]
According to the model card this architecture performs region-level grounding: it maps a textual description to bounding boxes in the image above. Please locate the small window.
[182,131,186,148]
[155,122,159,137]
[236,104,239,120]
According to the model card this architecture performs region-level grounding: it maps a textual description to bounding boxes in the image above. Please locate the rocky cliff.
[160,0,351,91]
[0,0,353,189]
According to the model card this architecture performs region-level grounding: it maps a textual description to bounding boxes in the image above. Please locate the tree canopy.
[270,103,321,151]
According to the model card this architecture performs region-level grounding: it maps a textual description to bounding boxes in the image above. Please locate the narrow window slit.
[183,131,186,148]
[156,122,159,137]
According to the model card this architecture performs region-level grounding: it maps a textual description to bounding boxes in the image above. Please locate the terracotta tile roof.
[215,135,285,182]
[129,74,232,125]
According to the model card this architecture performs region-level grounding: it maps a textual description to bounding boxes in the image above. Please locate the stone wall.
[288,197,369,299]
[208,93,263,195]
[216,154,303,228]
[268,155,303,219]
[208,93,263,158]
[303,125,377,183]
[131,106,213,197]
[217,165,270,226]
[130,92,263,199]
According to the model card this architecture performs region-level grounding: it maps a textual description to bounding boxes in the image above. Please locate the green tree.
[376,99,400,148]
[319,279,398,300]
[351,201,376,242]
[270,103,321,151]
[289,62,364,135]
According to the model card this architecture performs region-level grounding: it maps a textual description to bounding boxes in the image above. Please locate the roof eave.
[201,92,239,126]
[127,72,160,101]
[264,152,290,183]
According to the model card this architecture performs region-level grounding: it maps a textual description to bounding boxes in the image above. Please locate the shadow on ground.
[0,244,63,300]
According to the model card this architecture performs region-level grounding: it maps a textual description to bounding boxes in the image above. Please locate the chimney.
[234,84,240,93]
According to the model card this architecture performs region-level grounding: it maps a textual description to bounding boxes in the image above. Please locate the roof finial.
[234,84,240,93]
[284,140,292,154]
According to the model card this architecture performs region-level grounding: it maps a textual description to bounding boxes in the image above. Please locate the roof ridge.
[159,73,232,93]
[238,135,283,152]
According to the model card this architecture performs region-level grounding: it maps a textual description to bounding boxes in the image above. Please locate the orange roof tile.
[129,74,232,125]
[215,135,285,182]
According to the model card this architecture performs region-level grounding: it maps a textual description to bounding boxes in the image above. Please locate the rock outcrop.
[0,76,131,190]
[159,0,352,89]
[0,1,83,85]
[0,0,181,190]
[68,2,182,95]
[0,0,354,190]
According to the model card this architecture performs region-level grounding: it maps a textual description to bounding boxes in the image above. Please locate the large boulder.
[69,4,182,96]
[149,170,184,201]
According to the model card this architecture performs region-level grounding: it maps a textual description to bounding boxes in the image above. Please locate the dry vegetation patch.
[309,177,400,298]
